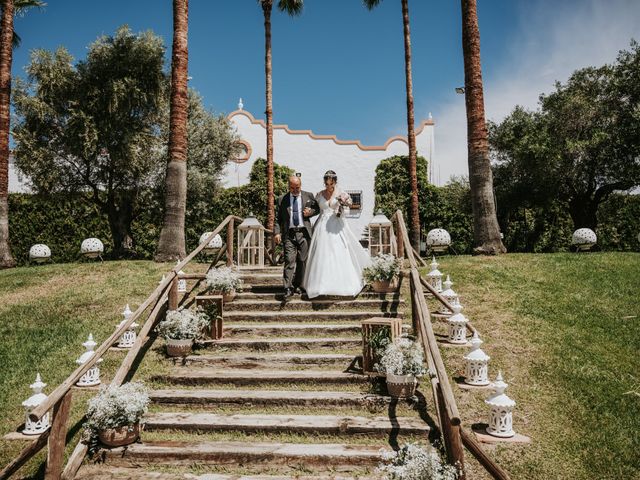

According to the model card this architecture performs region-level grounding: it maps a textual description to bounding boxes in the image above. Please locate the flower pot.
[98,423,140,447]
[166,338,193,357]
[386,373,417,398]
[371,279,398,293]
[212,289,236,303]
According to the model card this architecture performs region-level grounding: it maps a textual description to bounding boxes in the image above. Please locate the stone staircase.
[76,267,433,480]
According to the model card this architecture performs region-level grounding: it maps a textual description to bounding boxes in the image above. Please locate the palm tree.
[156,0,189,262]
[363,0,420,250]
[0,0,44,269]
[259,0,303,241]
[461,0,505,254]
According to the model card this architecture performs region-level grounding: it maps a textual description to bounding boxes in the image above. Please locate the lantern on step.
[75,334,102,387]
[485,371,516,438]
[438,275,458,315]
[175,260,187,293]
[368,210,393,256]
[447,299,468,344]
[116,304,138,349]
[21,373,50,435]
[426,256,443,293]
[80,238,104,259]
[199,232,223,254]
[237,213,265,268]
[426,228,451,253]
[464,332,490,386]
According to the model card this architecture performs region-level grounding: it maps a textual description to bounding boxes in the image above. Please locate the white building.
[224,100,435,237]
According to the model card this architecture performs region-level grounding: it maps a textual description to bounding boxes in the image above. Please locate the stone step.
[224,299,402,313]
[153,368,367,386]
[223,324,363,337]
[144,412,430,436]
[180,353,361,369]
[235,291,402,301]
[95,441,387,470]
[150,389,401,407]
[200,337,361,351]
[223,310,403,323]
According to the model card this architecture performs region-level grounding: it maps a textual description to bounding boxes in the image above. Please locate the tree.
[259,0,303,242]
[12,27,238,257]
[156,0,189,261]
[460,0,505,254]
[363,0,421,250]
[0,0,44,269]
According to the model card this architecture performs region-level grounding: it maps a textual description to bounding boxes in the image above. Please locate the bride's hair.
[323,170,338,185]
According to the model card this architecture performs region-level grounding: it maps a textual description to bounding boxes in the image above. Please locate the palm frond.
[14,0,46,16]
[278,0,303,16]
[363,0,383,10]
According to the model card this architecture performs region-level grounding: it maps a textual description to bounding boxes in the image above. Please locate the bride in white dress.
[303,170,371,298]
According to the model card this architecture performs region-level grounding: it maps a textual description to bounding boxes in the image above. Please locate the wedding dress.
[303,191,371,298]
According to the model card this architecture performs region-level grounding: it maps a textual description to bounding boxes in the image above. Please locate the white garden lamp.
[368,210,393,256]
[80,238,104,259]
[426,256,443,293]
[116,304,138,349]
[463,332,490,386]
[485,371,516,438]
[29,244,51,264]
[21,373,50,435]
[438,275,458,315]
[175,260,187,293]
[426,228,451,253]
[572,228,597,251]
[237,213,265,268]
[199,232,223,254]
[447,300,468,344]
[75,334,103,387]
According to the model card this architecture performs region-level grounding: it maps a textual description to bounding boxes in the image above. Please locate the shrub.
[376,338,426,377]
[205,266,243,293]
[84,382,150,433]
[363,254,401,283]
[156,308,209,340]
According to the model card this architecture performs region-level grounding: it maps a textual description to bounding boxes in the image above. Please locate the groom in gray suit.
[274,175,319,299]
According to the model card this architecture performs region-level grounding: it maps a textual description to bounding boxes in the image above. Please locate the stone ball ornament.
[29,244,51,264]
[80,238,104,258]
[199,232,223,253]
[572,228,597,251]
[426,228,451,253]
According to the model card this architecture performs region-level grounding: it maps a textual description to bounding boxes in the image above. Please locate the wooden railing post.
[395,219,405,260]
[226,219,234,267]
[168,277,179,311]
[44,391,73,480]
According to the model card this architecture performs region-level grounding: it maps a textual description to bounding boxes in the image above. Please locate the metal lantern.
[426,256,443,292]
[80,238,104,259]
[368,210,393,256]
[447,300,468,344]
[175,260,187,293]
[75,334,102,387]
[116,304,138,349]
[29,244,51,264]
[485,371,516,438]
[237,214,265,268]
[199,232,223,254]
[572,228,597,251]
[21,373,50,435]
[438,275,458,315]
[464,332,490,386]
[426,228,451,253]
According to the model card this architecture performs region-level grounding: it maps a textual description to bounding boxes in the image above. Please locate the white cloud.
[430,0,640,186]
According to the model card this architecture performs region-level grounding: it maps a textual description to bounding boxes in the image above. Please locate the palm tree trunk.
[461,0,506,254]
[0,0,16,268]
[156,0,189,262]
[401,0,420,251]
[263,1,275,236]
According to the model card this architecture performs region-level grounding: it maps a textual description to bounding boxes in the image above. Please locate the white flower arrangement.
[205,266,243,293]
[84,382,150,433]
[376,338,427,377]
[378,443,458,480]
[364,253,401,283]
[156,308,209,340]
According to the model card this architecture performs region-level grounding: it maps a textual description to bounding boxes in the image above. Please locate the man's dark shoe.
[283,288,294,300]
[294,287,305,295]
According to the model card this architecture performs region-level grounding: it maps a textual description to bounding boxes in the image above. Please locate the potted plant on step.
[364,254,401,293]
[377,338,426,398]
[378,442,458,479]
[205,266,243,302]
[84,382,150,448]
[156,307,209,357]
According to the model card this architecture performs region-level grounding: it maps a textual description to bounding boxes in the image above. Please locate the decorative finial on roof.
[428,112,433,120]
[238,98,244,110]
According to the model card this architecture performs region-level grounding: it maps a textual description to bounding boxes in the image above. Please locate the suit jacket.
[274,191,319,238]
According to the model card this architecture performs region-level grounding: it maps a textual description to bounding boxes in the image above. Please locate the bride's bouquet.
[336,192,352,218]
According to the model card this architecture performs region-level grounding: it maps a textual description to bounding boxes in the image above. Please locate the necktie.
[292,195,300,226]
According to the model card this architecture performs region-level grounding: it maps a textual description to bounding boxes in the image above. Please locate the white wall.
[223,109,435,237]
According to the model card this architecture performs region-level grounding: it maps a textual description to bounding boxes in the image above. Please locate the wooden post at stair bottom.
[437,386,466,479]
[168,277,179,311]
[44,391,73,480]
[226,220,234,267]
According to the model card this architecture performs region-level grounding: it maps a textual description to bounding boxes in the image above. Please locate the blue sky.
[11,0,640,184]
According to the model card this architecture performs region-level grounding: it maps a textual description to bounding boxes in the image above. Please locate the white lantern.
[199,232,223,254]
[485,371,516,438]
[572,228,597,251]
[426,228,451,253]
[159,274,166,286]
[80,238,104,258]
[438,275,458,315]
[447,300,468,344]
[464,332,490,386]
[21,373,50,435]
[237,214,265,268]
[426,256,443,292]
[368,210,393,256]
[116,304,138,348]
[75,334,102,387]
[29,244,51,263]
[175,260,187,293]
